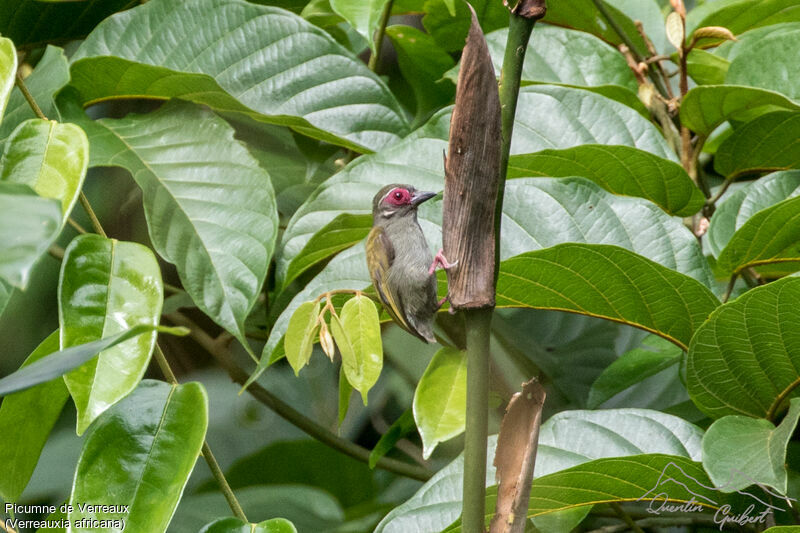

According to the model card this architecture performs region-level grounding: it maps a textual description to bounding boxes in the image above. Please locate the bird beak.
[410,191,436,207]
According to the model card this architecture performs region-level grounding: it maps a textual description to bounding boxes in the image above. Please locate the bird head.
[372,184,436,221]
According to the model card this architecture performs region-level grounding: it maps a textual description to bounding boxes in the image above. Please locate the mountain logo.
[635,461,796,530]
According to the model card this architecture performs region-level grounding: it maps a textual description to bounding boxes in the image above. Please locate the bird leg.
[429,248,457,275]
[437,295,457,315]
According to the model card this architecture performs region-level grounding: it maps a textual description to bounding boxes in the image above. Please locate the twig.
[68,218,88,234]
[48,244,65,260]
[15,71,47,121]
[79,193,107,237]
[165,311,433,482]
[0,519,18,533]
[610,502,646,533]
[368,0,395,72]
[153,343,248,522]
[722,273,737,303]
[766,375,800,422]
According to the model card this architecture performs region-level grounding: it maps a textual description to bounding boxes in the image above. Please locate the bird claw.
[429,249,458,276]
[437,295,456,314]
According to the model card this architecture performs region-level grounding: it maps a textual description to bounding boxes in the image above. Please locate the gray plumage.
[367,184,438,343]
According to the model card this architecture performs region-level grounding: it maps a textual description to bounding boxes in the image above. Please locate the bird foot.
[429,249,458,276]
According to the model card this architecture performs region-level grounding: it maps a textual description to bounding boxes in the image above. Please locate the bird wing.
[366,226,412,332]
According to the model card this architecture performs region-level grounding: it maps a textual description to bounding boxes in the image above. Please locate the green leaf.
[0,331,69,502]
[282,213,372,290]
[338,365,353,426]
[199,517,298,533]
[59,234,164,434]
[369,409,416,469]
[330,0,389,51]
[681,85,800,137]
[421,0,508,53]
[331,295,383,403]
[508,145,703,216]
[0,182,61,288]
[0,35,16,124]
[284,300,321,375]
[496,243,719,350]
[376,410,704,533]
[0,324,188,398]
[687,0,800,41]
[728,26,800,98]
[707,170,800,258]
[587,335,684,409]
[542,0,651,57]
[686,48,730,86]
[0,279,11,318]
[486,25,637,92]
[716,195,800,275]
[413,347,466,459]
[444,455,741,532]
[62,98,277,352]
[715,111,800,178]
[687,277,800,419]
[386,25,456,124]
[69,0,408,152]
[1,118,89,225]
[69,380,208,533]
[0,46,70,152]
[0,0,134,46]
[702,398,800,495]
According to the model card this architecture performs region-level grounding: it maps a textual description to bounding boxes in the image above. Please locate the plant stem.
[152,343,248,522]
[79,193,107,237]
[722,273,737,303]
[165,311,433,482]
[610,503,646,533]
[589,0,670,99]
[67,218,88,234]
[0,519,18,533]
[766,375,800,422]
[368,0,394,72]
[462,308,493,533]
[15,71,47,121]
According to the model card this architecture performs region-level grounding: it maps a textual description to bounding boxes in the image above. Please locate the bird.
[366,184,456,343]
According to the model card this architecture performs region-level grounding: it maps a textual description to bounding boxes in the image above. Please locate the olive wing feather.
[366,226,411,332]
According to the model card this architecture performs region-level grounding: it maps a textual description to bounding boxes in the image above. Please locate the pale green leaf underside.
[69,0,408,152]
[0,36,16,124]
[63,99,278,349]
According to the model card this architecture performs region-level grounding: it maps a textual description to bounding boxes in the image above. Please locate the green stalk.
[368,0,395,72]
[462,308,493,533]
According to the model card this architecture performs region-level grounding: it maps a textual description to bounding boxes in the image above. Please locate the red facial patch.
[384,187,411,206]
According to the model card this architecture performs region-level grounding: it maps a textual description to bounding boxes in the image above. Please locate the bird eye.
[394,191,403,199]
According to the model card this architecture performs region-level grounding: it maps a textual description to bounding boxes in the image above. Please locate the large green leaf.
[413,347,466,459]
[486,26,637,92]
[376,410,704,533]
[385,25,455,124]
[702,398,800,495]
[69,0,408,152]
[0,331,69,502]
[716,195,800,275]
[496,243,719,350]
[680,85,800,137]
[541,0,651,57]
[687,277,800,419]
[0,46,70,151]
[0,0,134,46]
[1,118,89,226]
[707,171,800,258]
[62,98,278,351]
[587,335,685,409]
[0,279,11,317]
[443,455,743,532]
[334,294,383,403]
[686,48,730,86]
[0,182,61,288]
[59,234,163,435]
[0,35,15,124]
[330,0,389,51]
[508,145,703,216]
[714,111,800,178]
[687,0,800,41]
[69,380,208,533]
[0,324,186,398]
